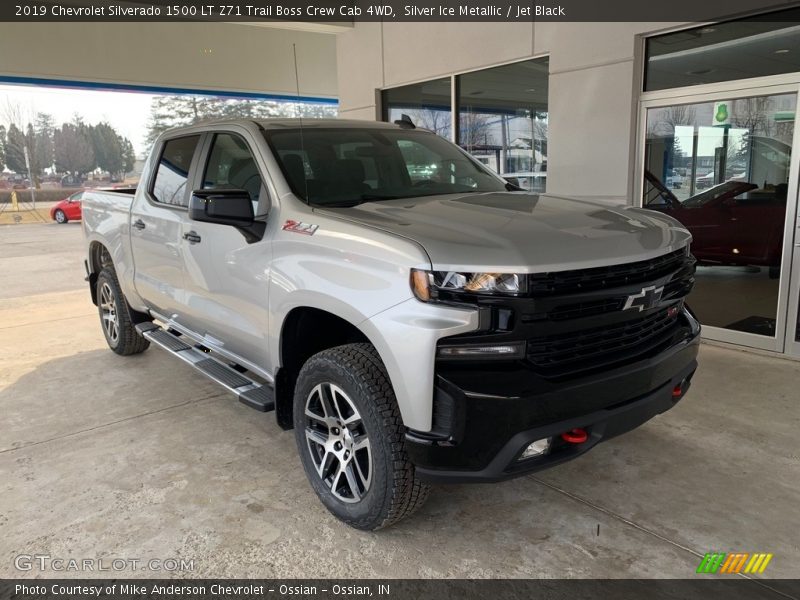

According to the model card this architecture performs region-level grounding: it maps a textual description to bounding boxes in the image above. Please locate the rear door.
[130,134,202,318]
[177,129,273,372]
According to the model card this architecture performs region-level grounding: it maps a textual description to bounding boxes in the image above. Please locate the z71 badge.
[282,220,319,235]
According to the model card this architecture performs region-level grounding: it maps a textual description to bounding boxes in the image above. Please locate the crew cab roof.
[156,117,417,139]
[255,118,404,130]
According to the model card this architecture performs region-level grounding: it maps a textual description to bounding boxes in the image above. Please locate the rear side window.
[151,135,200,207]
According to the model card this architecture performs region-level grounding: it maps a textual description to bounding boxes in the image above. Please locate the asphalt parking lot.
[1,222,799,579]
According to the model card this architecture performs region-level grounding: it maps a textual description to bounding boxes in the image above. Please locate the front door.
[178,130,272,374]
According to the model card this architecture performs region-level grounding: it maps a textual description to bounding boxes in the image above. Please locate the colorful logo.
[697,552,773,574]
[714,103,729,123]
[282,219,319,235]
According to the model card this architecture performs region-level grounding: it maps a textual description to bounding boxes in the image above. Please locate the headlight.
[411,269,526,302]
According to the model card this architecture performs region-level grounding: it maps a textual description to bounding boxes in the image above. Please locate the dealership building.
[334,9,800,359]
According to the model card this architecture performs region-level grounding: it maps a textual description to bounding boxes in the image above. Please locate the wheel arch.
[274,306,375,430]
[87,240,150,326]
[87,241,113,305]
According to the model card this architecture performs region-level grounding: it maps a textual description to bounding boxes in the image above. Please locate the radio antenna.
[292,43,311,204]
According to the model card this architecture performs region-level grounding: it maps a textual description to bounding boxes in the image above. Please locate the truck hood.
[318,192,691,272]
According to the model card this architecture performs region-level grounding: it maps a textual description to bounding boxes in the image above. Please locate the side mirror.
[189,189,266,243]
[189,189,254,226]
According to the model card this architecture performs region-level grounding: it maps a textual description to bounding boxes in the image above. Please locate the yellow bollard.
[10,189,19,211]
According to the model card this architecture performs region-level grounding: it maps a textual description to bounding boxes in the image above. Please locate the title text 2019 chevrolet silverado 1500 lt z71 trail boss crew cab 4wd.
[82,119,699,530]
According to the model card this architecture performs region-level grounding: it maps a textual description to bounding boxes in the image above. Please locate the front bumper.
[406,315,700,483]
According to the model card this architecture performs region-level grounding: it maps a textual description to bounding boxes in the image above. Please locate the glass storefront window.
[381,59,549,193]
[382,78,452,139]
[457,58,549,193]
[643,93,796,338]
[645,9,800,92]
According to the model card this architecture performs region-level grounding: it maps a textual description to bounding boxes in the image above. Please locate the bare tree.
[458,112,494,148]
[650,104,697,137]
[397,108,451,138]
[1,100,39,185]
[731,97,774,138]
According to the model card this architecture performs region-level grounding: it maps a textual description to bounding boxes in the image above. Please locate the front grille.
[437,247,696,383]
[528,249,687,296]
[527,308,683,380]
[546,298,624,321]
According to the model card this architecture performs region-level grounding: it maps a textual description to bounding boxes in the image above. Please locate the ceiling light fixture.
[775,49,790,54]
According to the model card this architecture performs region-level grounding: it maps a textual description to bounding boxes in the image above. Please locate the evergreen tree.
[146,95,214,144]
[146,94,336,143]
[54,122,95,176]
[25,123,44,186]
[91,122,125,177]
[121,138,136,175]
[5,124,28,174]
[33,112,55,175]
[0,125,6,172]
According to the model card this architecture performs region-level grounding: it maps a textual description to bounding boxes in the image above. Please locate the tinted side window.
[202,133,263,209]
[151,135,200,207]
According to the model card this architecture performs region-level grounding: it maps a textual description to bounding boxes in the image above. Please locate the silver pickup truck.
[82,118,700,530]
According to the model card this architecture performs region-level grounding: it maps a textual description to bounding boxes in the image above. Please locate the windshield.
[264,127,508,207]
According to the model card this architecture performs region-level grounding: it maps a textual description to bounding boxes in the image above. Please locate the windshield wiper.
[359,193,404,201]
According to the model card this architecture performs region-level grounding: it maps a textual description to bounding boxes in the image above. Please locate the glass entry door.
[642,90,799,352]
[787,217,800,357]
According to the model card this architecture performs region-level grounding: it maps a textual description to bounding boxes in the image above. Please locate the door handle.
[133,219,146,230]
[183,231,202,244]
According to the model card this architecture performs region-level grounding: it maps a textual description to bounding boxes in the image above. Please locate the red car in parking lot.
[50,191,83,223]
[644,171,787,271]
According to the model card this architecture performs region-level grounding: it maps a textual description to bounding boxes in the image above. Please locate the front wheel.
[293,343,430,530]
[54,209,67,224]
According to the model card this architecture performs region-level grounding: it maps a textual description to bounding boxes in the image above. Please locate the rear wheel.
[96,267,149,356]
[54,209,67,224]
[293,343,429,530]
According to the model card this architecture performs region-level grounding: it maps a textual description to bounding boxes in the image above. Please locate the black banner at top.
[1,0,799,22]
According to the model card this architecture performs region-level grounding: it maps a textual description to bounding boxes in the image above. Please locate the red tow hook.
[561,428,588,444]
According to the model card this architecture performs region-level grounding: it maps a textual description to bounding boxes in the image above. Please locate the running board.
[136,323,274,412]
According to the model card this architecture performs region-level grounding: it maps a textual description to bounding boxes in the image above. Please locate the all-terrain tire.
[293,343,430,530]
[96,267,150,356]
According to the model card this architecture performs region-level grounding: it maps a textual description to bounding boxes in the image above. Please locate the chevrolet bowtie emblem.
[623,285,664,312]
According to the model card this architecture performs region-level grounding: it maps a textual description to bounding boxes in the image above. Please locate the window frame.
[146,133,204,210]
[199,131,267,209]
